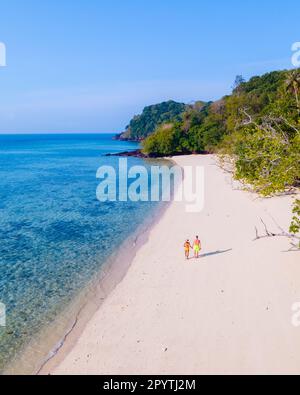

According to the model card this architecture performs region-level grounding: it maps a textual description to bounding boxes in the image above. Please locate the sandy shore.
[43,155,300,375]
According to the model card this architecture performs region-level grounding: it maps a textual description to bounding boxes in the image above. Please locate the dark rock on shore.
[105,149,149,158]
[105,149,210,159]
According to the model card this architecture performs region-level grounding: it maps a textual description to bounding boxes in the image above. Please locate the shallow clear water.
[0,134,163,372]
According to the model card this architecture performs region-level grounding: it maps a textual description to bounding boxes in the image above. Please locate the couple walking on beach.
[184,236,201,260]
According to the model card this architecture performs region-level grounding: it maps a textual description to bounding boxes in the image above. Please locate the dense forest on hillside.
[117,100,187,141]
[133,69,300,245]
[143,71,299,159]
[142,70,299,189]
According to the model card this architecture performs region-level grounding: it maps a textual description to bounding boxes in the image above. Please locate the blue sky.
[0,0,299,133]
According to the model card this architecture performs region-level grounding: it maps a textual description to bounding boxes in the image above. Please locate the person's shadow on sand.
[199,249,232,258]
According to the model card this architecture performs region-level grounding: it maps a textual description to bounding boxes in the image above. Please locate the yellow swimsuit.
[194,240,201,252]
[184,242,191,252]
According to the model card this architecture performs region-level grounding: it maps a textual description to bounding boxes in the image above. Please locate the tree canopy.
[140,69,300,244]
[117,100,187,141]
[141,70,299,194]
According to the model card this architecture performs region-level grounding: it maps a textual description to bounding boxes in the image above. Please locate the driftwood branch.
[253,218,286,240]
[253,218,300,250]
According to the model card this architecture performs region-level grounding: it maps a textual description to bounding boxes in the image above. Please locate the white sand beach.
[44,155,300,375]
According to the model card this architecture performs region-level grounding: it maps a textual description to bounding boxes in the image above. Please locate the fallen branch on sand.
[254,218,300,251]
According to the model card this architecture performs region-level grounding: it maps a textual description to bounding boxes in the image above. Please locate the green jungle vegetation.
[123,69,300,245]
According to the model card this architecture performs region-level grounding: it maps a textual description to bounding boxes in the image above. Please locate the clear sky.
[0,0,299,133]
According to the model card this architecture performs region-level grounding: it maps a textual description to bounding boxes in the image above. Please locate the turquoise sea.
[0,134,164,373]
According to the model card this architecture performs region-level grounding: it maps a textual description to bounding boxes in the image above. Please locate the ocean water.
[0,134,165,373]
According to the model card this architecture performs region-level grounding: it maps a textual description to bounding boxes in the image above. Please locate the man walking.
[193,236,201,258]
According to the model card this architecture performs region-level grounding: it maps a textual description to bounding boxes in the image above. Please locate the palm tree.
[286,70,300,114]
